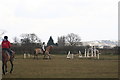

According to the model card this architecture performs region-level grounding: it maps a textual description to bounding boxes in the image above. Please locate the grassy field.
[2,54,119,78]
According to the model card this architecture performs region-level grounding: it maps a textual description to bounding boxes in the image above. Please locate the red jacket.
[2,40,12,48]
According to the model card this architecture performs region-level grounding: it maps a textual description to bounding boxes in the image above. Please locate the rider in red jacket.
[2,36,12,56]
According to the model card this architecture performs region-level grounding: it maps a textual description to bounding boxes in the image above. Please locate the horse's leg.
[42,51,45,58]
[5,62,8,73]
[37,54,38,60]
[2,62,5,75]
[10,60,13,74]
[43,53,46,59]
[46,52,51,59]
[43,52,45,59]
[34,54,36,59]
[33,54,35,59]
[48,53,51,59]
[33,51,36,59]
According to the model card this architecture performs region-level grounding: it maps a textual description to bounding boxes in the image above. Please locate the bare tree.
[20,33,41,44]
[57,36,66,46]
[20,34,30,44]
[29,33,40,43]
[0,29,6,41]
[13,37,20,44]
[66,33,81,46]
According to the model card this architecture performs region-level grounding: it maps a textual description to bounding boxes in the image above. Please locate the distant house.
[82,40,117,49]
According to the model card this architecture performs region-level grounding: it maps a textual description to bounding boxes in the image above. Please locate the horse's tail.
[11,50,15,57]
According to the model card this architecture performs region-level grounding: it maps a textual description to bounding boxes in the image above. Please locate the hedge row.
[11,45,118,55]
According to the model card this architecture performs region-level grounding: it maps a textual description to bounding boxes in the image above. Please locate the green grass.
[2,54,119,78]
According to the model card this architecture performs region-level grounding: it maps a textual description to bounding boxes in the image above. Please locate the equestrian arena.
[2,53,119,78]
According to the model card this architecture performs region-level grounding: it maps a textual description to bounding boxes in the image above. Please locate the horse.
[34,45,53,59]
[43,45,53,59]
[34,48,43,59]
[2,50,15,75]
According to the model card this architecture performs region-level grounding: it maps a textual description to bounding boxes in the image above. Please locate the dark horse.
[2,50,15,75]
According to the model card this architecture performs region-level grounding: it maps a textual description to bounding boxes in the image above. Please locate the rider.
[2,36,13,56]
[42,42,46,54]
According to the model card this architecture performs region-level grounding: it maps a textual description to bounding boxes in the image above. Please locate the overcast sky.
[0,0,119,43]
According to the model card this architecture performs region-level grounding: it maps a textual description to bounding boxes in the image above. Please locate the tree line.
[10,33,85,54]
[10,33,118,55]
[13,33,82,47]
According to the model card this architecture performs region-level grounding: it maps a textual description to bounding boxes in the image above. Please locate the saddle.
[2,50,14,61]
[6,51,11,60]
